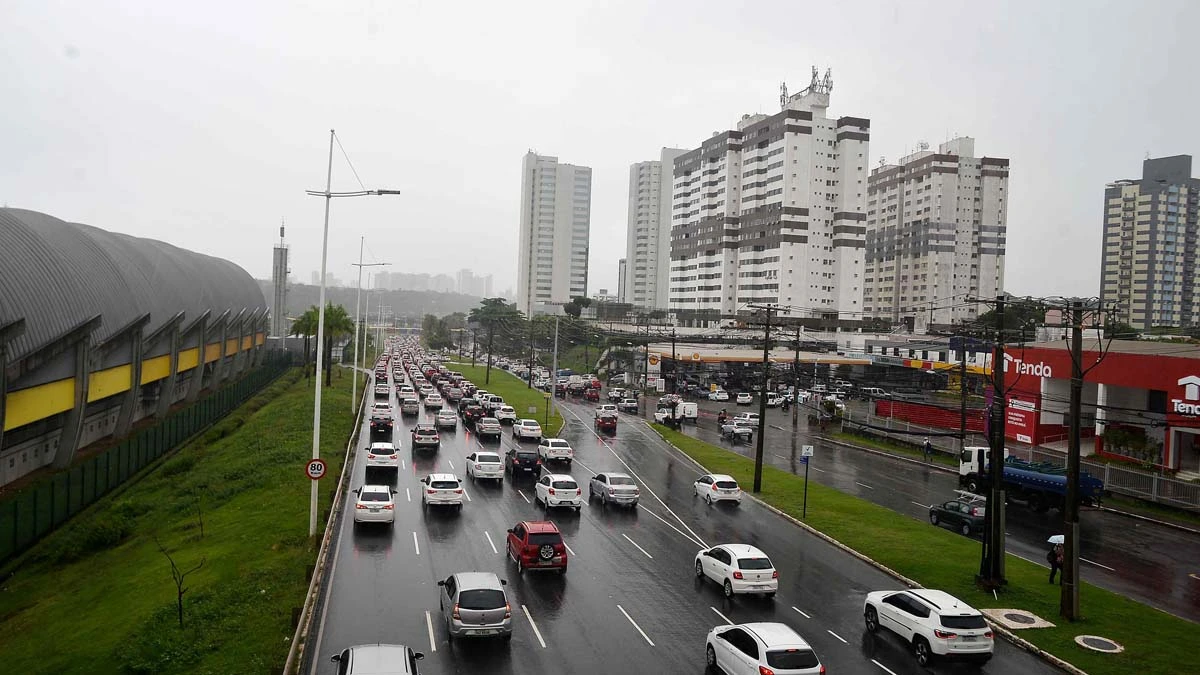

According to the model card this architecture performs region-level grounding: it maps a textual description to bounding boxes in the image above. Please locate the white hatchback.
[465,451,504,482]
[365,442,399,474]
[353,485,397,526]
[695,543,778,598]
[705,622,823,675]
[535,473,583,511]
[736,392,753,405]
[421,473,465,511]
[694,473,742,505]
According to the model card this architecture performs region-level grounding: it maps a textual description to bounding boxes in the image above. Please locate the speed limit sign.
[306,458,327,480]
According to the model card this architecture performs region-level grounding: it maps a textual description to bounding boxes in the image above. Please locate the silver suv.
[438,572,512,641]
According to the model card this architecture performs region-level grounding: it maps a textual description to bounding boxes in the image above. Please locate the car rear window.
[528,533,562,546]
[430,480,458,489]
[550,440,568,447]
[457,588,506,610]
[610,476,635,486]
[476,454,500,463]
[360,492,390,502]
[766,648,819,669]
[941,614,988,629]
[715,480,739,489]
[737,557,773,570]
[551,480,577,490]
[516,452,538,461]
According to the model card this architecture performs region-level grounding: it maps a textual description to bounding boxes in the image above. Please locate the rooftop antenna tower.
[780,81,788,110]
[271,220,290,337]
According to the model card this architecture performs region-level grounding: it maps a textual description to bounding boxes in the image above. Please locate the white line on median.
[910,501,929,509]
[622,533,654,559]
[412,532,420,556]
[873,658,899,675]
[810,466,825,473]
[562,539,576,556]
[827,629,848,644]
[406,488,411,502]
[425,610,437,652]
[517,489,531,503]
[447,459,455,470]
[710,607,733,625]
[522,605,547,648]
[792,606,811,618]
[855,481,874,490]
[1082,557,1116,571]
[617,604,655,646]
[484,530,498,554]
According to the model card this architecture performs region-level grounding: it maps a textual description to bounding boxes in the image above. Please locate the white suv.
[863,589,994,666]
[537,438,574,465]
[421,473,465,511]
[693,473,742,505]
[353,485,397,526]
[694,544,778,598]
[534,473,582,511]
[365,442,399,474]
[495,405,517,424]
[512,419,542,441]
[705,622,823,675]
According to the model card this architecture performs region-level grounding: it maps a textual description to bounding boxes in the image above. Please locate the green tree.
[1104,320,1139,340]
[974,297,1045,338]
[468,298,525,384]
[321,303,354,387]
[291,308,319,378]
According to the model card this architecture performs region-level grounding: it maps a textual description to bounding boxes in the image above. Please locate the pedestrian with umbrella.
[1047,535,1065,584]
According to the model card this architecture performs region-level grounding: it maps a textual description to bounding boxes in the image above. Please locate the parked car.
[929,494,987,536]
[694,544,778,598]
[466,451,504,482]
[365,442,399,475]
[705,623,823,675]
[693,473,742,505]
[535,473,583,511]
[411,424,441,449]
[505,447,541,477]
[438,572,512,641]
[537,438,574,464]
[421,473,464,511]
[512,419,542,441]
[475,417,503,440]
[506,520,568,574]
[494,405,517,424]
[434,409,458,429]
[330,645,424,675]
[864,589,994,666]
[588,472,639,508]
[352,485,398,526]
[617,398,639,413]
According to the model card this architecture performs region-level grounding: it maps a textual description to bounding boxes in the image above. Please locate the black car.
[929,496,986,536]
[458,397,479,415]
[462,405,486,426]
[505,448,540,477]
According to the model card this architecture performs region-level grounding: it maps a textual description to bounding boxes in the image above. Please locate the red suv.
[506,521,567,575]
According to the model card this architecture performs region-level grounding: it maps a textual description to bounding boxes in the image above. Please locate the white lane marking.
[412,532,420,556]
[873,658,899,675]
[1082,557,1116,571]
[637,502,707,548]
[463,489,472,502]
[484,530,498,554]
[522,605,547,648]
[401,459,406,470]
[617,604,655,646]
[710,606,733,625]
[1190,573,1200,581]
[561,406,709,548]
[792,606,811,618]
[810,466,826,473]
[563,539,576,556]
[855,481,874,490]
[910,501,929,509]
[1013,552,1046,567]
[827,629,848,644]
[448,459,455,470]
[622,533,654,559]
[769,424,785,431]
[406,488,411,502]
[425,610,437,652]
[517,489,531,503]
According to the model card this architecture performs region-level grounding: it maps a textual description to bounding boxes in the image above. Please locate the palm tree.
[291,307,320,379]
[322,303,355,387]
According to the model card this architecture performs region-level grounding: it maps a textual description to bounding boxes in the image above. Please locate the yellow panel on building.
[204,343,221,363]
[241,335,252,351]
[178,347,200,372]
[87,365,132,403]
[140,355,171,385]
[255,332,265,346]
[4,379,75,432]
[225,338,238,354]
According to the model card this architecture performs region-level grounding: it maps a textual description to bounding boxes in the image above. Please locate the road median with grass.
[0,369,358,674]
[449,363,565,435]
[650,423,1195,675]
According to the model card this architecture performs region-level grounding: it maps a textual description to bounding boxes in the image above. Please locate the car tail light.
[475,464,481,470]
[985,630,994,639]
[367,454,376,459]
[426,489,436,494]
[454,488,463,494]
[712,484,719,491]
[504,603,512,619]
[548,488,556,496]
[819,666,825,675]
[389,455,397,459]
[733,570,743,580]
[356,503,368,510]
[576,488,581,496]
[384,504,394,510]
[934,629,958,639]
[772,570,779,578]
[452,603,461,620]
[609,488,616,495]
[758,666,774,675]
[970,508,981,516]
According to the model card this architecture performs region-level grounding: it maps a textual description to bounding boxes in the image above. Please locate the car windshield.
[528,533,562,546]
[476,454,500,463]
[609,476,635,486]
[430,480,458,489]
[715,480,739,489]
[737,557,773,570]
[941,614,988,629]
[360,492,390,502]
[551,480,577,489]
[766,648,820,669]
[457,588,506,610]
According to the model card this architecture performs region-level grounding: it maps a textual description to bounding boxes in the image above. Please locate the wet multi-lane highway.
[305,370,1060,674]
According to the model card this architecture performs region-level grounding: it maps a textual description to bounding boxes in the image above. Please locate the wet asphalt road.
[665,396,1200,624]
[307,374,1060,675]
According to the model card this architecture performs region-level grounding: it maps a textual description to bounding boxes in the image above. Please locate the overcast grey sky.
[4,0,1198,301]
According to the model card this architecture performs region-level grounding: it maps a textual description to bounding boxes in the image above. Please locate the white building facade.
[863,137,1009,328]
[668,82,869,326]
[624,148,687,310]
[517,152,593,315]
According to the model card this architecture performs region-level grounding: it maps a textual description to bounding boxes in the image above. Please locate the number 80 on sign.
[306,459,327,480]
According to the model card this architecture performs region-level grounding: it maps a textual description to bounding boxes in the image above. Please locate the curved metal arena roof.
[0,208,266,364]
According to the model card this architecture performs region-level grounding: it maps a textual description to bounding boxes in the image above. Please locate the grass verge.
[450,363,565,435]
[0,369,358,674]
[651,423,1195,675]
[830,429,959,469]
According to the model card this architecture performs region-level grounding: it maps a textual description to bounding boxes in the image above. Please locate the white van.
[861,387,890,398]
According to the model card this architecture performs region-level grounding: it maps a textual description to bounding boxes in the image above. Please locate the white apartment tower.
[624,148,687,310]
[863,137,1009,328]
[668,73,870,325]
[517,152,593,315]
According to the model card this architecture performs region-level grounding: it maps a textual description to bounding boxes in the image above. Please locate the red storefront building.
[1003,341,1200,474]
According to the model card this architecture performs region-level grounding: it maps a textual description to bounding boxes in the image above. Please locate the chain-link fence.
[0,353,292,564]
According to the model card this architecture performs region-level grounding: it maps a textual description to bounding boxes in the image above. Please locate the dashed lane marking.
[484,530,498,554]
[873,658,899,675]
[623,533,654,559]
[412,532,420,556]
[523,605,547,648]
[855,481,874,490]
[910,501,929,509]
[617,604,655,646]
[425,611,437,652]
[517,489,531,503]
[827,629,848,644]
[792,606,811,618]
[1082,557,1116,571]
[711,607,733,625]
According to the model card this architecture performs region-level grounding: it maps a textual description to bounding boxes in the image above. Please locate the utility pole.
[527,320,536,388]
[352,252,390,412]
[749,304,774,493]
[551,316,560,412]
[1061,301,1084,620]
[792,324,801,428]
[959,335,969,451]
[470,328,477,368]
[670,328,677,394]
[641,314,650,393]
[978,295,1007,586]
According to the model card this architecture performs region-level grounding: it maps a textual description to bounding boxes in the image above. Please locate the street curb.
[647,423,1087,675]
[1096,505,1200,536]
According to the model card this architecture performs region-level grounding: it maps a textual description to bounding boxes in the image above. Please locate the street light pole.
[751,305,773,493]
[351,248,389,412]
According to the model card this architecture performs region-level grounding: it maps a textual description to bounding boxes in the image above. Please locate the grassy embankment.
[449,363,565,435]
[829,428,960,469]
[0,369,357,674]
[652,424,1196,675]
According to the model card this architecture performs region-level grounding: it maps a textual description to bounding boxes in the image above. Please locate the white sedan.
[695,544,778,598]
[512,418,543,441]
[352,485,397,526]
[465,451,504,482]
[693,473,742,505]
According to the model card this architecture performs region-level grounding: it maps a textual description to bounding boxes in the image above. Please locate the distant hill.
[257,281,485,321]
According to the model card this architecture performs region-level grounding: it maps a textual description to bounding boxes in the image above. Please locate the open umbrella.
[1047,534,1065,545]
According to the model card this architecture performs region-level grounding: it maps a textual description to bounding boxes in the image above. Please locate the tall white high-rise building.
[624,148,687,310]
[863,137,1009,328]
[517,152,593,315]
[668,72,869,325]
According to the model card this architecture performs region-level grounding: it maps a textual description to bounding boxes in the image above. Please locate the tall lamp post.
[305,129,400,537]
[351,243,389,412]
